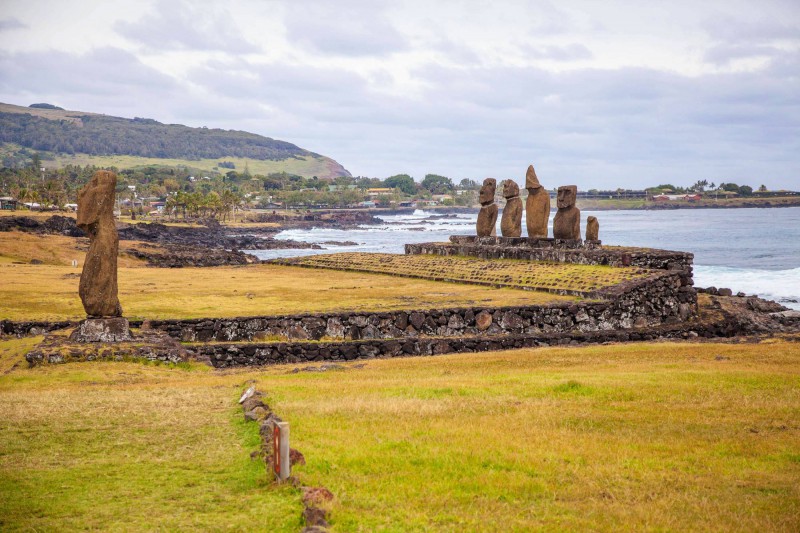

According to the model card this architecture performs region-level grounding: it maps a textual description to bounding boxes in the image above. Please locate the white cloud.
[0,0,798,189]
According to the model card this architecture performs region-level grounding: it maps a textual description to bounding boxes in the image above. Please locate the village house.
[0,196,19,210]
[652,194,703,201]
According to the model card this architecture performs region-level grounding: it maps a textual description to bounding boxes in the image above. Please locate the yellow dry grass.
[0,264,572,322]
[1,338,798,530]
[0,231,573,321]
[0,231,146,267]
[279,252,651,294]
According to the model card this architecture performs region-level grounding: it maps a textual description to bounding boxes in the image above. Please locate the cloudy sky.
[1,0,798,189]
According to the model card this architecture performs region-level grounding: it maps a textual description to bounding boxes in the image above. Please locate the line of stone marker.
[238,385,291,482]
[272,421,291,482]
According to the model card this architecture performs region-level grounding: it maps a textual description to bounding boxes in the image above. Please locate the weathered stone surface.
[290,448,306,466]
[553,185,581,240]
[77,170,122,317]
[475,311,493,331]
[500,180,522,237]
[69,317,132,342]
[586,216,599,241]
[476,178,498,237]
[525,164,550,238]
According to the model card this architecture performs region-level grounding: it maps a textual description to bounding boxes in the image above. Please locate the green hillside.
[0,102,350,179]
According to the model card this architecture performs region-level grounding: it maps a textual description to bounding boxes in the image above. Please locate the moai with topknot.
[524,164,550,238]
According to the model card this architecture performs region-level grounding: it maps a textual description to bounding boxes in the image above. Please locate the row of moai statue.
[476,165,599,241]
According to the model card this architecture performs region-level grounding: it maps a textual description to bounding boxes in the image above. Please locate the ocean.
[252,207,800,310]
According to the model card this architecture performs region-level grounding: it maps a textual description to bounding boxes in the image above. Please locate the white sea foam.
[694,265,800,310]
[256,208,800,309]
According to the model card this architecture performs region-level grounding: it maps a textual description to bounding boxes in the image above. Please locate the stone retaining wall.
[1,319,73,338]
[142,270,693,343]
[197,313,748,368]
[407,237,695,286]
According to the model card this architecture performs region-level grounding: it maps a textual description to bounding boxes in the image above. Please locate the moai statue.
[524,164,550,238]
[70,170,131,342]
[553,185,581,240]
[586,216,599,241]
[476,178,498,237]
[77,170,123,317]
[500,179,522,237]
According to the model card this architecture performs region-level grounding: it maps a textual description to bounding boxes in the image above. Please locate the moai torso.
[553,185,581,240]
[500,180,522,237]
[476,178,498,237]
[524,164,550,238]
[586,216,599,241]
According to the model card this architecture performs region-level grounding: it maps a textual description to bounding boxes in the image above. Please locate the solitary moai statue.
[586,216,599,241]
[77,170,122,317]
[524,164,550,238]
[70,170,130,342]
[500,179,522,237]
[476,178,498,237]
[553,185,581,240]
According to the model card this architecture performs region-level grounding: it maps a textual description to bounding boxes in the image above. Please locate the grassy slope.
[0,138,347,180]
[1,338,798,530]
[46,152,347,179]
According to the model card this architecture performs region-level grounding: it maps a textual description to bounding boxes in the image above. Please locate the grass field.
[1,338,798,530]
[0,231,573,321]
[277,253,651,295]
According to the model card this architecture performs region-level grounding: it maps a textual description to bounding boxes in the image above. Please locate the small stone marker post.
[273,421,291,481]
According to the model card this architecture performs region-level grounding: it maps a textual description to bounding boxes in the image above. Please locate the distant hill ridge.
[0,102,330,164]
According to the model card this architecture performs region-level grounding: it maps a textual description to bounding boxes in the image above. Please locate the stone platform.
[69,317,132,343]
[26,327,196,366]
[406,235,694,287]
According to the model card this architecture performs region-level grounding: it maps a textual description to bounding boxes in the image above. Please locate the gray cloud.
[0,1,798,189]
[170,48,800,189]
[115,0,259,53]
[704,14,800,44]
[0,17,26,31]
[704,43,782,65]
[283,2,407,57]
[524,43,593,61]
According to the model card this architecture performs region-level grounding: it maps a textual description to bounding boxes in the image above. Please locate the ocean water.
[252,207,800,310]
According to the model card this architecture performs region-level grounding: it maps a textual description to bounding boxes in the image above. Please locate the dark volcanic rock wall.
[142,270,693,343]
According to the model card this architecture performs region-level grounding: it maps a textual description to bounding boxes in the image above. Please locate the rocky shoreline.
[0,214,372,267]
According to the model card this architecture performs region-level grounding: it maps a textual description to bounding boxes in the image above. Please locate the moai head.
[525,165,541,190]
[503,179,520,199]
[77,170,117,232]
[479,178,497,206]
[556,185,577,209]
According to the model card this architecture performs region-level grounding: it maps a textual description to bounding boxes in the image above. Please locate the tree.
[384,174,416,195]
[758,184,767,192]
[458,178,479,190]
[421,174,453,194]
[738,185,753,196]
[163,178,180,193]
[720,183,740,192]
[30,153,42,174]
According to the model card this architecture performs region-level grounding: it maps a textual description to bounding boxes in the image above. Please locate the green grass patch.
[1,339,799,530]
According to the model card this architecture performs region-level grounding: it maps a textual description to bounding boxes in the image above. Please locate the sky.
[0,0,798,190]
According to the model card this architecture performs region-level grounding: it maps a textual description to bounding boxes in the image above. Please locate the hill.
[0,102,350,179]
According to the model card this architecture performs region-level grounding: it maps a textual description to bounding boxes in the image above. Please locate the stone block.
[69,317,132,343]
